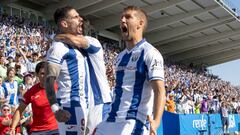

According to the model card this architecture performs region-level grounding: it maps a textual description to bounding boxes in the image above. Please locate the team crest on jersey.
[131,53,140,62]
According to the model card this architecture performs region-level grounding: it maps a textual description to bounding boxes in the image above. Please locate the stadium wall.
[157,111,240,135]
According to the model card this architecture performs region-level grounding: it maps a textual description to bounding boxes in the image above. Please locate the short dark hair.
[16,53,22,57]
[35,61,45,74]
[53,5,75,24]
[32,52,38,56]
[123,6,148,31]
[7,67,15,76]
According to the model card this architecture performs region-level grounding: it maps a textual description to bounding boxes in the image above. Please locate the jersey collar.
[126,38,146,53]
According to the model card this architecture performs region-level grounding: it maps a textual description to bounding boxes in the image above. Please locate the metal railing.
[215,0,240,21]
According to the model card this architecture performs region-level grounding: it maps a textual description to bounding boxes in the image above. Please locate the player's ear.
[60,20,68,28]
[138,20,144,29]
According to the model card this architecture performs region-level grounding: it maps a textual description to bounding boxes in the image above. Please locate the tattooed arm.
[44,62,71,122]
[44,62,60,106]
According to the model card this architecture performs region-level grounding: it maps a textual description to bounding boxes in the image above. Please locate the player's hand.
[54,34,88,48]
[54,34,76,46]
[54,109,71,122]
[147,115,157,135]
[15,36,21,49]
[9,128,15,135]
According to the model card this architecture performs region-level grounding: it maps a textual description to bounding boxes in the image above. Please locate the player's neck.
[126,34,143,50]
[8,78,14,83]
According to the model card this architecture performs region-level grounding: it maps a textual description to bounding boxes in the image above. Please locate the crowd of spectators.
[102,41,120,90]
[100,39,240,116]
[164,64,240,115]
[0,12,54,134]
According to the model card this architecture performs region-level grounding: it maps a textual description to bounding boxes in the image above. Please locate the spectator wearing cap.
[0,104,23,135]
[2,67,19,111]
[19,72,34,101]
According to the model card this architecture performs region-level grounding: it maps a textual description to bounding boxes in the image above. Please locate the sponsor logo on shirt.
[67,125,76,129]
[116,66,136,71]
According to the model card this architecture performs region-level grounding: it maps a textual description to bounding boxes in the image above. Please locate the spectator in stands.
[0,76,7,105]
[0,104,12,135]
[2,67,19,111]
[0,54,7,79]
[6,56,15,68]
[201,96,209,114]
[16,37,40,73]
[10,61,59,135]
[236,106,240,114]
[179,89,191,114]
[18,72,34,102]
[166,94,175,113]
[231,98,238,113]
[194,101,201,114]
[14,53,27,76]
[208,95,220,114]
[220,101,229,135]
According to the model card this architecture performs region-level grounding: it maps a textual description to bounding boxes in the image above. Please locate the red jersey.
[23,83,58,132]
[0,115,12,135]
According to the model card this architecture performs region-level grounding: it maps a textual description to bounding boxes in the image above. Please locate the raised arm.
[15,37,28,62]
[9,102,27,135]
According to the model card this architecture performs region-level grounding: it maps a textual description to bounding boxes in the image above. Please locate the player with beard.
[94,6,166,135]
[54,30,112,134]
[53,18,112,134]
[45,6,89,135]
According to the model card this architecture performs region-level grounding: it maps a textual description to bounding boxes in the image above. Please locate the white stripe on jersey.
[84,36,112,105]
[47,41,88,108]
[107,39,164,124]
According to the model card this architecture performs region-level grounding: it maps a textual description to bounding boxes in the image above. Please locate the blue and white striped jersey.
[84,36,112,105]
[2,80,19,105]
[107,39,164,124]
[47,41,89,108]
